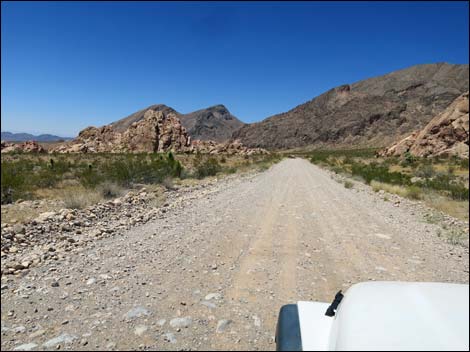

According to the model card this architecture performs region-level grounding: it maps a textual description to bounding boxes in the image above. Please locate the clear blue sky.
[1,1,469,137]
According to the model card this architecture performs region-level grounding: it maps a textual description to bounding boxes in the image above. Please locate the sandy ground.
[1,158,468,351]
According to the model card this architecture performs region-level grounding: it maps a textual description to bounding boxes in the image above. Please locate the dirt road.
[2,158,468,351]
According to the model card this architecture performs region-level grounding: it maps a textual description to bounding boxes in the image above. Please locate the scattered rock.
[169,317,192,329]
[134,325,148,336]
[13,343,38,351]
[125,306,151,319]
[42,333,77,348]
[216,319,232,333]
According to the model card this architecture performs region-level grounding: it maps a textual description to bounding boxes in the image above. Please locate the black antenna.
[325,290,344,317]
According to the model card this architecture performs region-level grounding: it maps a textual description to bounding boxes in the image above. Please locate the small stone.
[163,332,177,344]
[124,306,151,319]
[51,281,59,287]
[14,326,26,333]
[42,333,77,348]
[106,342,116,349]
[13,343,38,351]
[134,325,148,336]
[169,317,192,329]
[204,293,222,301]
[253,315,261,327]
[29,329,46,339]
[216,319,232,333]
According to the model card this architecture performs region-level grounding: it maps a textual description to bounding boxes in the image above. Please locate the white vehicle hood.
[298,281,469,351]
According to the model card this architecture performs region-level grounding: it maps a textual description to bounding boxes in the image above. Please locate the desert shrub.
[195,158,222,178]
[344,180,354,189]
[416,174,469,200]
[406,186,422,200]
[309,148,378,164]
[350,162,410,185]
[1,161,28,203]
[458,158,469,170]
[78,164,104,188]
[162,176,175,190]
[370,181,408,197]
[225,167,237,174]
[61,188,102,209]
[99,154,183,186]
[415,164,435,179]
[97,181,124,199]
[401,152,418,166]
[331,166,344,174]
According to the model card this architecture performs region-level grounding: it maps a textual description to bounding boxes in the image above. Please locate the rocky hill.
[52,109,192,153]
[50,107,265,155]
[379,92,469,158]
[179,105,244,142]
[110,104,243,142]
[233,63,469,149]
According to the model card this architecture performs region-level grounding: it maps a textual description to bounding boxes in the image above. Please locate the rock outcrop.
[192,139,269,155]
[52,109,192,153]
[50,108,264,155]
[234,63,469,149]
[379,92,469,158]
[1,141,46,154]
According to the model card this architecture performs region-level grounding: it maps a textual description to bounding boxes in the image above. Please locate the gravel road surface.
[2,158,468,351]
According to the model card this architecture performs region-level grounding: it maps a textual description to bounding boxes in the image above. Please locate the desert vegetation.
[1,152,282,206]
[302,148,469,220]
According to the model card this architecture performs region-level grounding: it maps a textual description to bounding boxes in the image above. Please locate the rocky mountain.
[1,131,72,142]
[179,105,244,142]
[379,92,469,158]
[233,63,469,149]
[110,104,244,142]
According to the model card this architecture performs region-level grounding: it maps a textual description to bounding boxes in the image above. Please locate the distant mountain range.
[1,131,73,142]
[6,62,468,153]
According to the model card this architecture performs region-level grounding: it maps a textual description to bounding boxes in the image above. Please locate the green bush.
[195,158,222,179]
[401,152,418,166]
[415,164,435,179]
[1,161,28,203]
[406,186,422,200]
[350,162,410,185]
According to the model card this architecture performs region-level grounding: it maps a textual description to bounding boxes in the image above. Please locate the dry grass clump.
[370,181,423,200]
[61,187,103,209]
[422,194,469,221]
[96,181,124,199]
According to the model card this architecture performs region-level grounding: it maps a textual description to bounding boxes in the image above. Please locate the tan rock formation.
[379,92,469,158]
[52,109,192,153]
[1,141,46,154]
[192,139,269,155]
